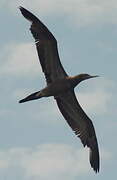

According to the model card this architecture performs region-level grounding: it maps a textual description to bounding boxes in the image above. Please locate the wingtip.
[19,6,25,12]
[19,6,39,23]
[19,6,27,17]
[90,148,100,174]
[93,164,99,173]
[19,6,22,9]
[19,6,29,15]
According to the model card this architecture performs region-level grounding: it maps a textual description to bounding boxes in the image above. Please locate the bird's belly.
[42,79,71,97]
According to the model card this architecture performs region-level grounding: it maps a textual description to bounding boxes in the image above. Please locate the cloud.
[2,0,117,26]
[77,89,112,114]
[101,148,112,160]
[75,78,113,115]
[0,154,9,169]
[0,143,112,179]
[0,42,42,77]
[21,144,90,179]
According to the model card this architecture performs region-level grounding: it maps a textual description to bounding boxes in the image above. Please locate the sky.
[0,0,117,179]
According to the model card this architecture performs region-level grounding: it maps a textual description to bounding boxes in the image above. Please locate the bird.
[19,6,100,173]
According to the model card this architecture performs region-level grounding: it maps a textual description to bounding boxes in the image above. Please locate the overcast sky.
[0,0,117,179]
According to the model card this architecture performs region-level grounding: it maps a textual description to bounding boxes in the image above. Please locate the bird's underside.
[19,6,100,173]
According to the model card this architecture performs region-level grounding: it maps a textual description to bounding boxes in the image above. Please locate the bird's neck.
[69,75,83,88]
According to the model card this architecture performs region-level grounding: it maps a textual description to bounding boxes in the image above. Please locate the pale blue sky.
[0,0,117,179]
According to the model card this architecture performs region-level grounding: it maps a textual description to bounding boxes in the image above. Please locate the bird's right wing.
[55,90,100,173]
[19,7,67,84]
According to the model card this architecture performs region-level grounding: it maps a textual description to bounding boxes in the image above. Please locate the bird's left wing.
[55,90,100,173]
[19,7,67,84]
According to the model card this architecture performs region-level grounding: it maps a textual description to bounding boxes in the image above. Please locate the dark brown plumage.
[19,7,100,173]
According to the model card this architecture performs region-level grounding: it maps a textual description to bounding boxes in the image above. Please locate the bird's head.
[77,74,99,81]
[72,73,99,87]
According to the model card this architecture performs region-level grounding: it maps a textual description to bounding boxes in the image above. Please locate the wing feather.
[19,7,67,84]
[55,90,100,173]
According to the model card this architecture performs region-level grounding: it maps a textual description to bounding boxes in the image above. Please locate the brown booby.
[19,7,100,173]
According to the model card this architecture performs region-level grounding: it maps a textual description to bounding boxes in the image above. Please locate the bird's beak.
[85,75,99,81]
[90,75,99,78]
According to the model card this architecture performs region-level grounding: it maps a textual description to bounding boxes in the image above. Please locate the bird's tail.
[19,91,42,103]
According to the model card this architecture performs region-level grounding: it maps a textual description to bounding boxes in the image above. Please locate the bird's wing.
[19,7,67,84]
[55,90,100,173]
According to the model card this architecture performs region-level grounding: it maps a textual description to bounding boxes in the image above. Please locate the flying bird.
[19,7,100,173]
